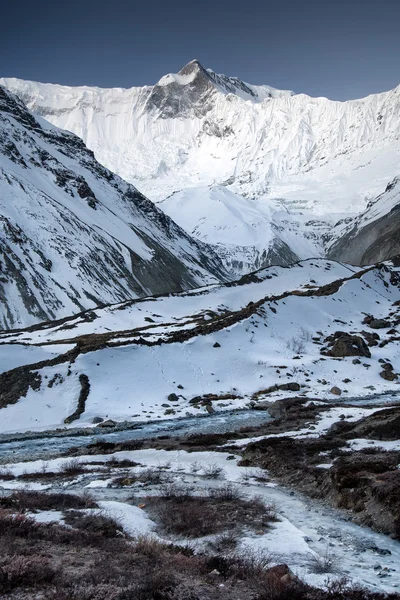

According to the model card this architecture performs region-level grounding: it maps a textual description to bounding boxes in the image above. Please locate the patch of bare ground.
[0,490,97,511]
[140,483,278,538]
[0,491,399,599]
[111,465,166,487]
[239,405,400,539]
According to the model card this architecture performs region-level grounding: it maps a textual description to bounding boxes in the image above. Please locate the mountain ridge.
[2,62,400,274]
[0,85,228,329]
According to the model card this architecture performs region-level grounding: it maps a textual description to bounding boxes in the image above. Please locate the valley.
[0,57,400,600]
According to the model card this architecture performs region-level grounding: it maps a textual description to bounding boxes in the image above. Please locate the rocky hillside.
[0,86,227,329]
[327,178,400,265]
[0,258,399,434]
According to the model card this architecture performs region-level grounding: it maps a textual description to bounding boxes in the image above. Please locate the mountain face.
[2,61,400,272]
[159,186,330,275]
[327,178,400,265]
[2,61,399,213]
[1,258,399,434]
[145,59,293,119]
[0,86,227,329]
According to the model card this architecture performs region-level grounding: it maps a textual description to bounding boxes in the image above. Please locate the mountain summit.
[145,59,292,117]
[2,65,400,274]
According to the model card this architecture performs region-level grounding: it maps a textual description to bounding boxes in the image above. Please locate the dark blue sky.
[2,0,399,100]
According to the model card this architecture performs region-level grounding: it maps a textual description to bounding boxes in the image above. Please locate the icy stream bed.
[1,395,400,594]
[1,447,400,593]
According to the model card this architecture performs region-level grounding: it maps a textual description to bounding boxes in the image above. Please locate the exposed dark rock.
[252,382,301,399]
[97,419,117,428]
[328,178,400,265]
[369,319,391,329]
[330,386,342,396]
[64,374,90,424]
[361,330,380,346]
[323,331,371,358]
[0,366,42,409]
[380,362,398,381]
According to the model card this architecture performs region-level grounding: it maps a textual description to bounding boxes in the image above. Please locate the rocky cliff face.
[327,178,400,265]
[0,86,227,329]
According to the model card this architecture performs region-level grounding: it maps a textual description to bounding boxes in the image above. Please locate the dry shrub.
[63,511,124,538]
[0,490,97,511]
[202,463,225,479]
[0,509,39,538]
[205,548,275,580]
[307,548,339,575]
[0,467,14,480]
[146,487,276,538]
[43,583,124,600]
[0,554,56,593]
[112,466,166,487]
[59,458,86,475]
[207,530,239,554]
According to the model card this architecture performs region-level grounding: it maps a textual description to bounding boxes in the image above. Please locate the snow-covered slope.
[328,177,400,265]
[0,86,227,329]
[0,259,399,434]
[160,186,330,275]
[3,60,400,270]
[2,60,399,215]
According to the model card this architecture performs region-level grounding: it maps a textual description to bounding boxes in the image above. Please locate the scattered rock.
[97,419,117,428]
[330,386,342,396]
[361,330,380,346]
[369,319,391,329]
[280,382,301,392]
[267,564,296,583]
[380,362,398,381]
[324,332,371,358]
[92,416,104,424]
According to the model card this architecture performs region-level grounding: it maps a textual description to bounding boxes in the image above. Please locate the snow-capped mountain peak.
[154,59,293,104]
[144,59,292,118]
[2,64,400,275]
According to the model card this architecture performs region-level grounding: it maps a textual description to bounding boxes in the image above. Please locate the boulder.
[380,363,398,381]
[167,393,179,402]
[361,330,380,346]
[369,319,391,329]
[330,386,342,396]
[279,382,301,392]
[266,564,296,583]
[213,342,221,348]
[326,332,371,358]
[97,419,117,428]
[92,416,104,424]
